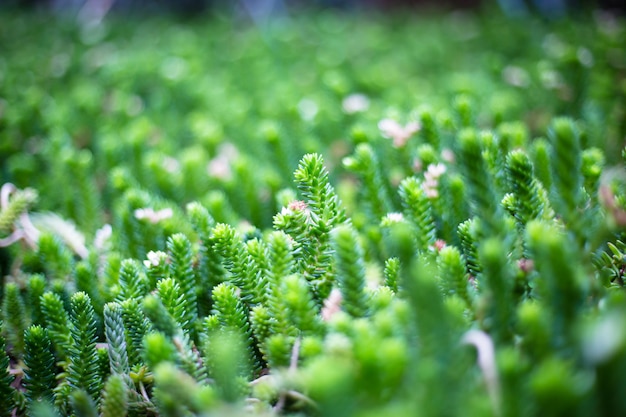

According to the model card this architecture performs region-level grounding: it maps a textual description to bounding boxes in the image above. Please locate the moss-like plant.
[100,374,128,417]
[23,325,57,410]
[331,224,369,318]
[1,7,626,417]
[0,323,16,417]
[67,292,101,404]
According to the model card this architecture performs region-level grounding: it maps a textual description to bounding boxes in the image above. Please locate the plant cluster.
[1,7,626,417]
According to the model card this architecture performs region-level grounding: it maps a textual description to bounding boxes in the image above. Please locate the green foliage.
[203,330,249,403]
[249,304,272,361]
[2,282,28,356]
[457,129,503,237]
[437,246,472,307]
[343,143,393,222]
[63,148,101,237]
[166,233,198,334]
[26,274,47,326]
[478,238,516,344]
[210,283,257,373]
[67,292,100,403]
[103,303,130,379]
[291,153,347,301]
[142,295,178,338]
[28,401,62,417]
[530,138,553,190]
[37,232,74,282]
[69,389,98,417]
[1,7,626,417]
[283,274,323,336]
[113,189,171,260]
[383,257,400,293]
[119,298,152,368]
[265,333,293,370]
[23,325,56,408]
[549,118,583,219]
[186,201,224,313]
[74,261,103,316]
[505,149,552,228]
[266,231,296,336]
[143,332,177,369]
[458,218,482,278]
[156,278,187,330]
[398,176,436,252]
[152,362,215,416]
[331,224,369,318]
[100,374,128,417]
[293,154,347,232]
[526,221,588,349]
[211,223,266,306]
[439,172,469,245]
[594,239,626,288]
[40,291,72,360]
[116,259,147,302]
[0,325,16,417]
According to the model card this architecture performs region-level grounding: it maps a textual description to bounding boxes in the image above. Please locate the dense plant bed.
[1,7,626,417]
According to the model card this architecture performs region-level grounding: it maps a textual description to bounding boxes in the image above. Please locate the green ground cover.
[1,7,626,416]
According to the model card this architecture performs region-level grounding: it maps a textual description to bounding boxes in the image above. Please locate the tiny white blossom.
[288,200,308,212]
[378,118,420,148]
[207,143,239,181]
[94,224,112,251]
[145,250,167,268]
[423,184,440,199]
[342,93,370,114]
[577,47,593,68]
[162,156,180,174]
[382,212,405,225]
[134,207,173,224]
[441,148,455,163]
[502,65,530,88]
[207,156,232,180]
[297,98,318,121]
[425,163,447,179]
[422,163,446,199]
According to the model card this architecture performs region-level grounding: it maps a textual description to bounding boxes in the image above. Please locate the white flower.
[441,148,455,163]
[342,93,370,114]
[207,143,239,181]
[577,47,593,68]
[502,65,530,88]
[144,250,167,268]
[381,212,405,226]
[288,200,308,212]
[162,156,180,174]
[422,163,447,199]
[297,98,318,121]
[160,56,188,81]
[94,224,112,251]
[422,183,440,199]
[425,163,446,179]
[134,207,173,224]
[207,156,232,180]
[378,118,420,148]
